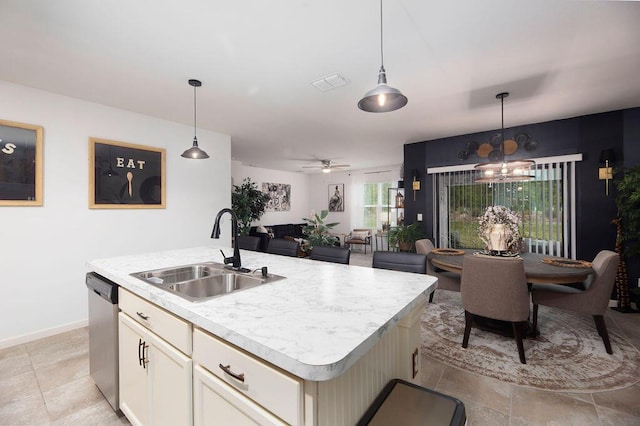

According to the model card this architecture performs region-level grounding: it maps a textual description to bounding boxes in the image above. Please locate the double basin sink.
[131,262,285,302]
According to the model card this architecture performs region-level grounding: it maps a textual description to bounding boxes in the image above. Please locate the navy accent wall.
[404,107,640,288]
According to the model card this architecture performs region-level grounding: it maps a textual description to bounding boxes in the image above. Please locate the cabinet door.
[119,313,149,426]
[193,365,285,426]
[148,331,193,426]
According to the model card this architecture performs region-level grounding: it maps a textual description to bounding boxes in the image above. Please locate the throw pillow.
[351,231,369,240]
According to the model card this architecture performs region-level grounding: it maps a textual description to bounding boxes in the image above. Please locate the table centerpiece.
[478,205,522,255]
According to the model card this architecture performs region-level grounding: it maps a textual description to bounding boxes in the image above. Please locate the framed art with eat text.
[89,137,166,209]
[0,119,44,206]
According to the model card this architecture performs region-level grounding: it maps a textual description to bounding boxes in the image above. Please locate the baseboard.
[0,319,88,349]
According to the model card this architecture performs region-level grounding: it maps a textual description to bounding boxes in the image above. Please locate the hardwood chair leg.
[462,311,473,348]
[593,315,613,354]
[532,304,539,336]
[512,321,527,364]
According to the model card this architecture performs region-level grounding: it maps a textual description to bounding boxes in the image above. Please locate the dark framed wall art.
[328,183,344,212]
[89,137,166,209]
[0,119,44,206]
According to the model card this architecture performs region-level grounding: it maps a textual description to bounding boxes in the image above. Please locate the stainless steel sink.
[131,262,285,302]
[135,264,224,285]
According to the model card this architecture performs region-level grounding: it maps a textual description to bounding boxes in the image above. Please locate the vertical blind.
[427,154,582,258]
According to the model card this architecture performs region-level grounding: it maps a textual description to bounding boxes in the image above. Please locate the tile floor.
[1,250,639,425]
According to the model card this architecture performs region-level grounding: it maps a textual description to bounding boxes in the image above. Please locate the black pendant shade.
[181,79,209,159]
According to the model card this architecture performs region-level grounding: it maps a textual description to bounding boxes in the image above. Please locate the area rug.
[421,292,640,392]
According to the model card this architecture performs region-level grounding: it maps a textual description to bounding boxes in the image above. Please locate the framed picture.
[262,182,291,211]
[0,119,43,206]
[328,183,344,212]
[89,137,166,209]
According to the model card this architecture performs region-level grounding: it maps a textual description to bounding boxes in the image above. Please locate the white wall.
[0,81,231,346]
[231,161,309,226]
[307,170,353,235]
[307,167,402,235]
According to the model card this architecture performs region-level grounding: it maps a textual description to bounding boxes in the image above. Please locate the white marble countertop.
[88,245,436,381]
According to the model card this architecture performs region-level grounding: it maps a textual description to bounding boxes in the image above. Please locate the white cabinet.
[193,328,303,426]
[119,289,193,426]
[193,365,285,426]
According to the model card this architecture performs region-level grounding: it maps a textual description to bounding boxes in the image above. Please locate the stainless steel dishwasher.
[86,272,119,411]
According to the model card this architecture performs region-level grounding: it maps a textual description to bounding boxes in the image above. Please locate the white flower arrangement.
[478,205,522,252]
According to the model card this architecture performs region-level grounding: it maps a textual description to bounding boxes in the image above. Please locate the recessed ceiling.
[1,0,639,173]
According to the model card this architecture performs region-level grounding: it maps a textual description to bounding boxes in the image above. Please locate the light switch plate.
[417,213,423,221]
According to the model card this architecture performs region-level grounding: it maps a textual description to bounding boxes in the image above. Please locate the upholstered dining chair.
[310,245,351,264]
[461,255,530,364]
[415,239,462,303]
[531,250,620,354]
[372,251,427,274]
[266,239,299,257]
[237,235,261,251]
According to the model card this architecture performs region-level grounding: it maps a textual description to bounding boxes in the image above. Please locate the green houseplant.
[302,210,339,249]
[231,177,270,235]
[615,165,640,256]
[388,222,424,252]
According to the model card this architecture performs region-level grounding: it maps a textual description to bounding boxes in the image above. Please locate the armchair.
[345,229,372,254]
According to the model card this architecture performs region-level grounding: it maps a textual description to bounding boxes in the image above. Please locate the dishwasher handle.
[86,272,118,304]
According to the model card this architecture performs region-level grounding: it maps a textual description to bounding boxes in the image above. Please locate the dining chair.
[531,250,619,354]
[310,245,351,264]
[461,255,530,364]
[237,235,261,251]
[266,239,299,257]
[372,251,427,274]
[415,238,462,303]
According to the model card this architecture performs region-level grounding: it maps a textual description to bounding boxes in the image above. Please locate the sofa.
[249,223,307,252]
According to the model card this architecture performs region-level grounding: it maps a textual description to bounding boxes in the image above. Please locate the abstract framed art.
[89,137,166,209]
[328,183,344,212]
[262,182,291,211]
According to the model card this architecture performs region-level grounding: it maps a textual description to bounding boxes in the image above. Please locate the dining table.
[428,248,595,338]
[428,249,594,285]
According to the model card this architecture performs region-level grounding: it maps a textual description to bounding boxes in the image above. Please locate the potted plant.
[614,165,640,256]
[302,210,339,249]
[613,165,640,311]
[231,177,270,235]
[388,222,424,252]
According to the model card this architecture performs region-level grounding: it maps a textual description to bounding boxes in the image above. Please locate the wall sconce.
[598,149,615,196]
[412,170,420,201]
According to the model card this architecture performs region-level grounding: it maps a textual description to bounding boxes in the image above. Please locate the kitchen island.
[88,245,436,425]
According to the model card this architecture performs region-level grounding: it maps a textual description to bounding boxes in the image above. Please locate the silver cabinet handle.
[219,364,245,382]
[136,311,149,321]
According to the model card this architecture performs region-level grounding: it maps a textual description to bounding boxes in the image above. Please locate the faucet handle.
[219,249,234,265]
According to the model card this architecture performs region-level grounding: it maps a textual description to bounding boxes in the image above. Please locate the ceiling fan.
[301,159,350,174]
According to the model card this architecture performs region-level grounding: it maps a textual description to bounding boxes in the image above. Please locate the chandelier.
[475,93,534,183]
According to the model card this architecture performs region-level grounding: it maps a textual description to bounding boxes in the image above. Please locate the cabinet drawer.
[120,288,192,355]
[193,328,302,426]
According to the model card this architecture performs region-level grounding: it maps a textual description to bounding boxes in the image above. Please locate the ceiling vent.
[311,73,348,91]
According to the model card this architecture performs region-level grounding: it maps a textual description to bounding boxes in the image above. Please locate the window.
[362,182,392,230]
[428,155,581,258]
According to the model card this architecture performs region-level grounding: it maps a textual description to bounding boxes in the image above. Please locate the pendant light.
[358,0,407,113]
[181,79,210,159]
[474,93,534,183]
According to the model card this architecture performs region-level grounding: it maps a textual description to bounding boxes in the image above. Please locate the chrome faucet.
[211,208,244,271]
